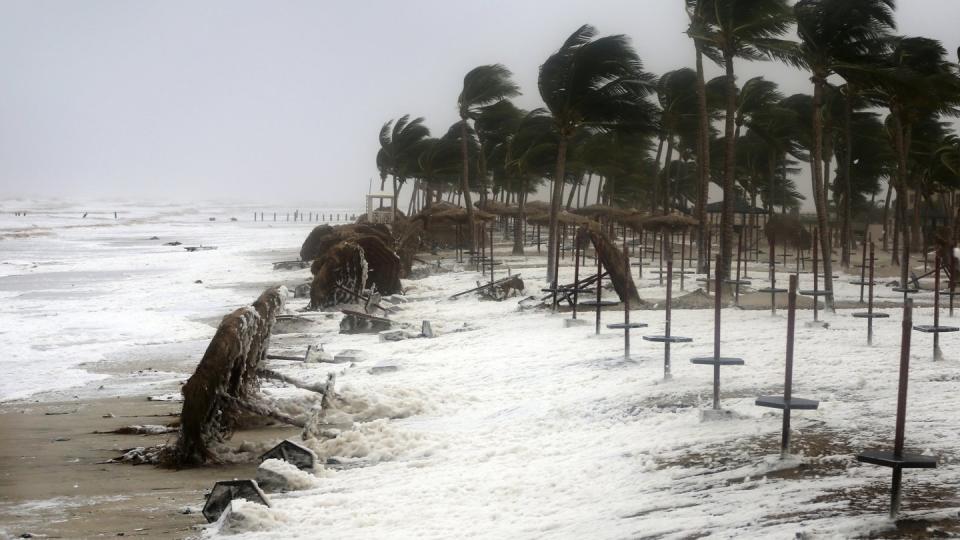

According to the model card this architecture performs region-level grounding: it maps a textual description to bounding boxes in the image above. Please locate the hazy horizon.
[2,1,958,209]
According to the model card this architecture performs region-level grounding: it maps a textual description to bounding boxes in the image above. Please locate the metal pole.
[770,232,777,316]
[713,253,722,409]
[735,227,743,306]
[658,231,664,287]
[891,298,914,518]
[934,252,942,360]
[681,228,687,290]
[595,238,603,336]
[868,242,876,345]
[624,248,631,358]
[572,233,581,320]
[665,257,674,379]
[813,227,820,322]
[859,232,868,303]
[950,249,956,317]
[782,274,798,458]
[489,226,495,283]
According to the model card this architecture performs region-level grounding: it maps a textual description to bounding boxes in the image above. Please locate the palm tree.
[694,0,795,282]
[686,0,715,273]
[655,68,700,213]
[794,0,896,308]
[538,24,658,282]
[457,65,520,249]
[376,115,430,220]
[869,36,960,278]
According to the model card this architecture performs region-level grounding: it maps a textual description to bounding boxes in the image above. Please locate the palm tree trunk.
[663,136,675,212]
[566,177,578,210]
[460,120,476,250]
[652,135,665,214]
[392,177,400,221]
[893,111,911,277]
[840,89,854,269]
[882,180,892,252]
[811,76,835,310]
[547,136,569,283]
[720,50,738,282]
[694,43,711,274]
[583,174,593,208]
[513,180,526,255]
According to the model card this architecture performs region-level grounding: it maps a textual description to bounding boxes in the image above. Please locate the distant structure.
[365,192,395,224]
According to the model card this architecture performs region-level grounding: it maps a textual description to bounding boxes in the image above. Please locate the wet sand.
[0,396,298,539]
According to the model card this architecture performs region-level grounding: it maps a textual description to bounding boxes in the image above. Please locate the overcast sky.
[1,0,958,207]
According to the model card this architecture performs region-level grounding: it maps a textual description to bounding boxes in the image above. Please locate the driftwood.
[161,286,286,467]
[583,224,642,305]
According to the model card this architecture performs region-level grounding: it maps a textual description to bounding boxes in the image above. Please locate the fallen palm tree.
[581,223,642,305]
[158,286,335,467]
[301,224,404,309]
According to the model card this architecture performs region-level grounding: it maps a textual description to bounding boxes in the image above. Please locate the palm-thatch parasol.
[526,211,592,227]
[638,212,699,232]
[765,214,812,248]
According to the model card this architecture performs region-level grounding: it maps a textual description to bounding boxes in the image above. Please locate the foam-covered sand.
[3,200,959,539]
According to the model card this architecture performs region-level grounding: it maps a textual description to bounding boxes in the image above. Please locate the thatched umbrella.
[527,211,591,227]
[524,200,550,215]
[640,213,699,232]
[430,207,496,224]
[765,214,811,248]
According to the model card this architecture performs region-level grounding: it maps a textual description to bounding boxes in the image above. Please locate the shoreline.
[0,395,299,539]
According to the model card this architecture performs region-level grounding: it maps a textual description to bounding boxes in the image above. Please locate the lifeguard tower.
[365,192,395,224]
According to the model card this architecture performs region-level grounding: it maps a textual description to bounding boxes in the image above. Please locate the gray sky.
[1,1,958,207]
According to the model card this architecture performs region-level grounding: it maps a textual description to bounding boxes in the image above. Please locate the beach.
[2,201,959,539]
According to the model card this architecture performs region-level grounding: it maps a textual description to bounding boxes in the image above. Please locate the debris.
[333,349,366,363]
[163,241,182,246]
[368,361,399,375]
[202,479,270,523]
[259,440,317,470]
[421,320,434,338]
[339,310,392,334]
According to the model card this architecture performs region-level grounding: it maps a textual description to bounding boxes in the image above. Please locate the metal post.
[782,274,798,458]
[595,238,603,336]
[735,227,743,306]
[951,249,957,317]
[868,242,876,345]
[859,233,868,304]
[658,231,664,287]
[934,252,942,360]
[891,299,914,518]
[489,226,495,283]
[812,227,820,322]
[665,257,674,379]
[770,232,777,316]
[624,248,631,358]
[680,228,687,290]
[713,253,722,410]
[572,234,581,320]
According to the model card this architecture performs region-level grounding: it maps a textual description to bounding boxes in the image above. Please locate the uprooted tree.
[581,222,642,305]
[158,286,334,467]
[300,221,426,309]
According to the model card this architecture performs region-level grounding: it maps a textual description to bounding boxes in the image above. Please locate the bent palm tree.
[377,115,430,220]
[458,65,520,249]
[695,0,796,281]
[794,0,896,308]
[539,24,658,282]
